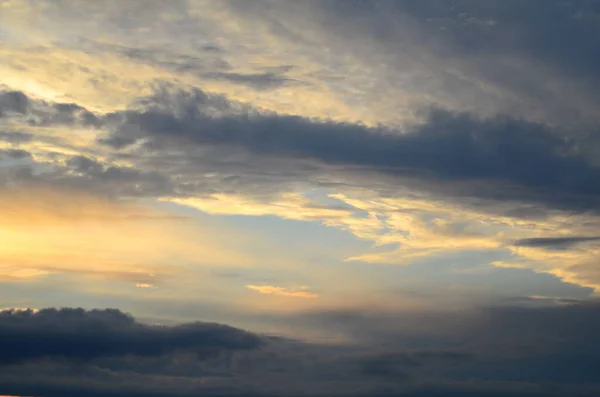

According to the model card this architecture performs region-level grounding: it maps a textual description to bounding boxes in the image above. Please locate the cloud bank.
[2,304,600,396]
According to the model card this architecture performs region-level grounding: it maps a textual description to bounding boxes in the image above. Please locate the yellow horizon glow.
[246,285,318,299]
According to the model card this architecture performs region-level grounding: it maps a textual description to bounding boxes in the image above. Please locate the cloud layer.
[2,303,600,396]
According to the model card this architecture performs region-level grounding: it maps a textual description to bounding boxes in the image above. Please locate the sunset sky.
[2,1,600,396]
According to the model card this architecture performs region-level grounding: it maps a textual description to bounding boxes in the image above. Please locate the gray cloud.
[63,155,174,197]
[513,236,600,249]
[5,87,600,214]
[392,0,600,85]
[204,72,297,90]
[0,308,261,364]
[98,87,600,212]
[0,89,101,127]
[3,303,600,396]
[4,86,600,221]
[0,131,33,143]
[0,148,31,160]
[0,90,29,115]
[221,0,600,128]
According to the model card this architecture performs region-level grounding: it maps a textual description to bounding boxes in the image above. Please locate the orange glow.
[0,186,254,283]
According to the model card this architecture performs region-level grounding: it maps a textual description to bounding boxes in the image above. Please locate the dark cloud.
[63,155,174,197]
[0,90,30,115]
[0,308,261,364]
[357,350,473,377]
[204,72,297,90]
[4,87,600,215]
[0,131,33,143]
[101,41,233,77]
[504,296,582,305]
[0,89,101,127]
[393,0,600,83]
[0,148,31,160]
[99,87,600,211]
[3,304,600,396]
[299,0,600,127]
[513,236,600,249]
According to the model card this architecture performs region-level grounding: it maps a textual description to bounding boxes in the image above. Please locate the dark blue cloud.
[4,87,600,214]
[3,303,600,396]
[101,88,600,211]
[513,236,600,249]
[0,308,261,364]
[392,0,600,82]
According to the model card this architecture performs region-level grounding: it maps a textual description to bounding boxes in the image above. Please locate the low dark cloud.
[0,308,261,364]
[3,303,600,396]
[513,236,600,249]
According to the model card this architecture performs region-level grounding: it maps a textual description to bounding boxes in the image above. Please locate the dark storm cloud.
[513,236,600,249]
[0,308,261,364]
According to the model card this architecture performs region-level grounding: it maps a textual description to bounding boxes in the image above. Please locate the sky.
[2,0,600,396]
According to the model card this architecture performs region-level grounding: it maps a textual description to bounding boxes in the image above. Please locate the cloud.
[220,0,600,128]
[97,87,600,212]
[246,285,318,299]
[0,308,261,365]
[3,304,600,396]
[0,148,30,160]
[0,89,100,127]
[204,72,296,90]
[5,87,600,290]
[0,90,29,115]
[513,236,600,249]
[2,2,600,395]
[5,83,600,215]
